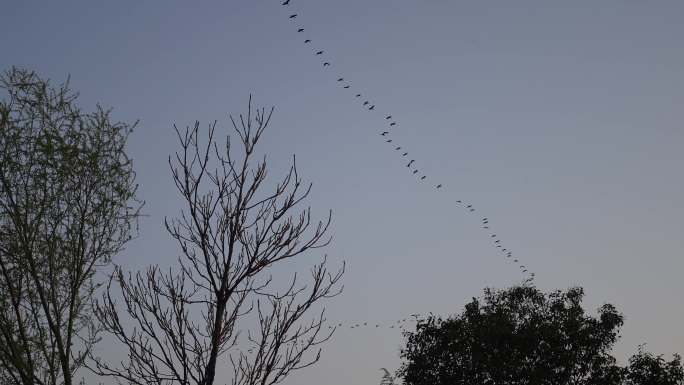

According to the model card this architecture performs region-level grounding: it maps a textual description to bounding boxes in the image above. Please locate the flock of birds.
[278,0,535,332]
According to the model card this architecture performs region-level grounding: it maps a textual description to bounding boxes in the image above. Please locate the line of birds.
[279,0,536,329]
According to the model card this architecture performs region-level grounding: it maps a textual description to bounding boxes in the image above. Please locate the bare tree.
[92,97,344,385]
[0,67,141,385]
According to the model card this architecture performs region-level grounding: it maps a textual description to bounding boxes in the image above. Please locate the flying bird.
[491,234,496,238]
[363,101,369,106]
[421,176,426,180]
[381,131,389,136]
[298,28,304,32]
[514,259,519,262]
[395,146,401,150]
[407,160,415,167]
[323,62,330,66]
[386,139,392,143]
[386,116,392,120]
[413,170,419,174]
[316,50,323,55]
[402,152,408,156]
[305,39,311,43]
[289,14,297,19]
[337,78,344,81]
[344,85,350,88]
[495,240,500,244]
[282,0,290,4]
[355,94,361,97]
[369,105,375,110]
[436,184,442,189]
[390,122,396,126]
[483,226,489,229]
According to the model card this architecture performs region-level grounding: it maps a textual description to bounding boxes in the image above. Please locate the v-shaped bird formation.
[278,0,536,331]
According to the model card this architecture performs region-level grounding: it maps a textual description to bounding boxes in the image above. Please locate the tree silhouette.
[92,97,344,385]
[0,67,141,385]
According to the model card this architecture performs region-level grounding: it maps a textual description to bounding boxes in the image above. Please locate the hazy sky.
[2,1,683,384]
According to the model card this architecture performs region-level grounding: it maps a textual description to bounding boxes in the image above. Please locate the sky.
[2,1,683,384]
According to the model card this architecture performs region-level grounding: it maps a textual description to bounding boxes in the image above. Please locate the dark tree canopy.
[398,286,682,385]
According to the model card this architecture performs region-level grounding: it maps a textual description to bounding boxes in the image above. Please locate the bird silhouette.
[467,205,473,209]
[344,85,350,88]
[381,131,389,136]
[514,259,519,262]
[390,122,396,126]
[369,105,375,110]
[355,94,361,97]
[316,50,323,55]
[491,234,496,238]
[395,146,401,150]
[421,176,426,180]
[386,139,392,143]
[483,226,489,229]
[298,28,304,32]
[282,0,290,4]
[386,115,392,120]
[363,101,369,106]
[402,152,408,156]
[305,39,311,43]
[337,78,344,81]
[413,170,419,174]
[436,184,443,189]
[495,240,500,244]
[289,14,297,19]
[323,62,330,66]
[407,160,415,167]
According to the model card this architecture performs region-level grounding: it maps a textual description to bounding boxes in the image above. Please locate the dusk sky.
[2,1,683,384]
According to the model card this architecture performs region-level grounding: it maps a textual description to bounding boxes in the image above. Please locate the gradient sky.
[2,1,683,384]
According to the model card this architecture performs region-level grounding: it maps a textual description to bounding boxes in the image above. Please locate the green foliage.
[0,66,141,385]
[397,286,682,385]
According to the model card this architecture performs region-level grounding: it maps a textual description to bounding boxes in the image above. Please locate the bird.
[390,122,396,126]
[482,218,488,221]
[421,176,426,180]
[413,170,419,174]
[502,249,507,252]
[436,184,443,189]
[523,269,528,273]
[483,226,489,229]
[495,240,500,244]
[363,101,369,106]
[337,78,344,81]
[369,105,375,110]
[467,205,473,209]
[381,131,389,136]
[298,28,304,32]
[289,14,297,19]
[344,85,350,88]
[323,62,330,66]
[514,259,519,262]
[386,139,392,143]
[386,116,392,120]
[402,152,408,156]
[282,0,290,4]
[316,50,323,55]
[407,160,415,167]
[355,94,361,97]
[491,234,496,238]
[395,146,401,150]
[305,39,311,43]
[456,200,462,203]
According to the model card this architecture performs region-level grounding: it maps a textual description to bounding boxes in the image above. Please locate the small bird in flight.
[282,0,290,4]
[289,14,297,19]
[323,62,330,66]
[344,85,350,88]
[316,50,323,55]
[298,28,304,32]
[395,146,401,150]
[369,105,375,110]
[514,259,519,262]
[363,101,369,106]
[491,234,496,238]
[381,131,389,136]
[407,160,415,167]
[413,170,418,174]
[483,226,489,229]
[402,152,408,156]
[390,122,396,126]
[337,78,344,81]
[436,184,443,189]
[305,39,311,43]
[386,139,392,143]
[355,94,361,97]
[420,175,426,180]
[386,115,392,120]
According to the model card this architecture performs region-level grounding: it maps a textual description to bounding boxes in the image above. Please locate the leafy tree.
[0,67,141,385]
[397,285,682,385]
[91,98,344,385]
[625,346,683,385]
